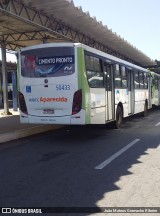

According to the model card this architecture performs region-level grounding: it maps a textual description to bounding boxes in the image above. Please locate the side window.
[134,71,148,89]
[114,65,127,88]
[144,73,148,89]
[139,72,144,89]
[115,64,122,88]
[134,71,140,89]
[85,54,104,88]
[121,66,127,88]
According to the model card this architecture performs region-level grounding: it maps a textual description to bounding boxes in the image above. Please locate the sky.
[73,0,160,61]
[1,0,160,62]
[0,52,17,63]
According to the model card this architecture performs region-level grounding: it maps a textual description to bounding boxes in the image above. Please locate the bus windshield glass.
[21,47,75,78]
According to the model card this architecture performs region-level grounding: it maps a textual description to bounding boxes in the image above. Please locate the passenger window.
[139,72,144,89]
[85,54,104,88]
[114,65,127,88]
[134,71,140,89]
[144,73,148,89]
[115,64,121,88]
[121,66,127,88]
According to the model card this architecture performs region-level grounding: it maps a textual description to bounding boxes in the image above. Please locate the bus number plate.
[43,109,54,114]
[56,84,70,91]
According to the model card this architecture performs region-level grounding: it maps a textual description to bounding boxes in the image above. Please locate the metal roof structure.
[0,0,156,67]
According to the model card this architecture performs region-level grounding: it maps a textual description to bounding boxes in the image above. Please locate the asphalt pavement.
[0,109,160,216]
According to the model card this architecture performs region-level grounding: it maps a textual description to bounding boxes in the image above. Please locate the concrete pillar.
[1,40,12,115]
[43,35,48,44]
[12,71,18,111]
[0,73,2,107]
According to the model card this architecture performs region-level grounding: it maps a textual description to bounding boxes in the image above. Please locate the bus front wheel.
[115,106,123,129]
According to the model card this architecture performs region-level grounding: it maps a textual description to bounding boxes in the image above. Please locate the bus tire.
[115,106,123,129]
[142,102,147,117]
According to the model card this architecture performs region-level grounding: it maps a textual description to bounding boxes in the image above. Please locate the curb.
[0,125,63,144]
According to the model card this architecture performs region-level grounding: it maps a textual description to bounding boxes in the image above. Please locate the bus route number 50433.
[56,84,70,91]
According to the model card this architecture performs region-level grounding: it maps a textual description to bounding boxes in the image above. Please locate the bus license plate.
[43,109,54,114]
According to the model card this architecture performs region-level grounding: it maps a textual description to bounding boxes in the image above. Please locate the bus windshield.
[21,47,75,78]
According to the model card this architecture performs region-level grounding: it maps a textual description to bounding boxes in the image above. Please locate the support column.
[12,71,18,111]
[43,35,48,44]
[1,40,12,115]
[0,73,2,107]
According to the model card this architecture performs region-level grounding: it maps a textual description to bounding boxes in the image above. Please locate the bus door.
[104,62,114,121]
[127,69,134,114]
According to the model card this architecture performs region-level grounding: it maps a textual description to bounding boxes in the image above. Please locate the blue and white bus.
[18,42,160,128]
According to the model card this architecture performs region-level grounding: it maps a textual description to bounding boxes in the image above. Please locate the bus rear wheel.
[115,106,123,129]
[141,102,148,117]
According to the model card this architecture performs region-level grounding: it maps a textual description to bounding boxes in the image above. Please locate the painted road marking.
[95,139,140,170]
[155,122,160,126]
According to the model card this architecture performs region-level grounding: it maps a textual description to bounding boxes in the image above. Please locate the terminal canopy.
[0,0,156,67]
